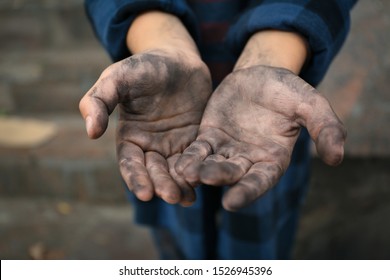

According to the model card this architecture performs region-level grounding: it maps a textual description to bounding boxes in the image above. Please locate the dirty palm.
[79,50,212,205]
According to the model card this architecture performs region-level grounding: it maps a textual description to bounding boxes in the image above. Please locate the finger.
[315,124,346,166]
[297,94,347,166]
[199,156,252,186]
[117,141,154,201]
[186,154,225,187]
[203,154,226,163]
[222,162,283,212]
[79,67,119,139]
[168,155,196,207]
[145,151,181,204]
[175,140,212,184]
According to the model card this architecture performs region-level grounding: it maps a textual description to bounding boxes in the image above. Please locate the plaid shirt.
[85,0,357,259]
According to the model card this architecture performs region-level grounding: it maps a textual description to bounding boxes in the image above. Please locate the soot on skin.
[115,52,201,116]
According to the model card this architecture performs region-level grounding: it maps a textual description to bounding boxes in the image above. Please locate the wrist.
[234,30,309,74]
[127,10,200,59]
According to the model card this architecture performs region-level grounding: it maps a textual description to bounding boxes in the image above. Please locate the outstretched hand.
[79,49,212,205]
[176,65,346,211]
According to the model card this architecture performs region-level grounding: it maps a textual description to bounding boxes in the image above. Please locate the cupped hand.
[175,65,346,211]
[79,49,212,205]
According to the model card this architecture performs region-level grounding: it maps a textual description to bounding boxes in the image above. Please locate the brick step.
[0,0,111,115]
[0,0,97,51]
[0,114,125,202]
[0,0,84,9]
[0,48,110,115]
[0,197,158,260]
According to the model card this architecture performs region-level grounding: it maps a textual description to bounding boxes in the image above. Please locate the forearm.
[234,30,309,75]
[126,10,200,58]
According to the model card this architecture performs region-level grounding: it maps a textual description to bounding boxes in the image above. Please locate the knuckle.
[100,64,115,79]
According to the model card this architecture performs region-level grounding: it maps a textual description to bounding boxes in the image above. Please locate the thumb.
[314,123,346,166]
[298,93,347,166]
[79,68,119,139]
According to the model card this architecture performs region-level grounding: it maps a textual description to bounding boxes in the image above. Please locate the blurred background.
[0,0,389,260]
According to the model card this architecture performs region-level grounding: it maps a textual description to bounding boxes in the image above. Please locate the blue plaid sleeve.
[226,0,358,85]
[84,0,198,61]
